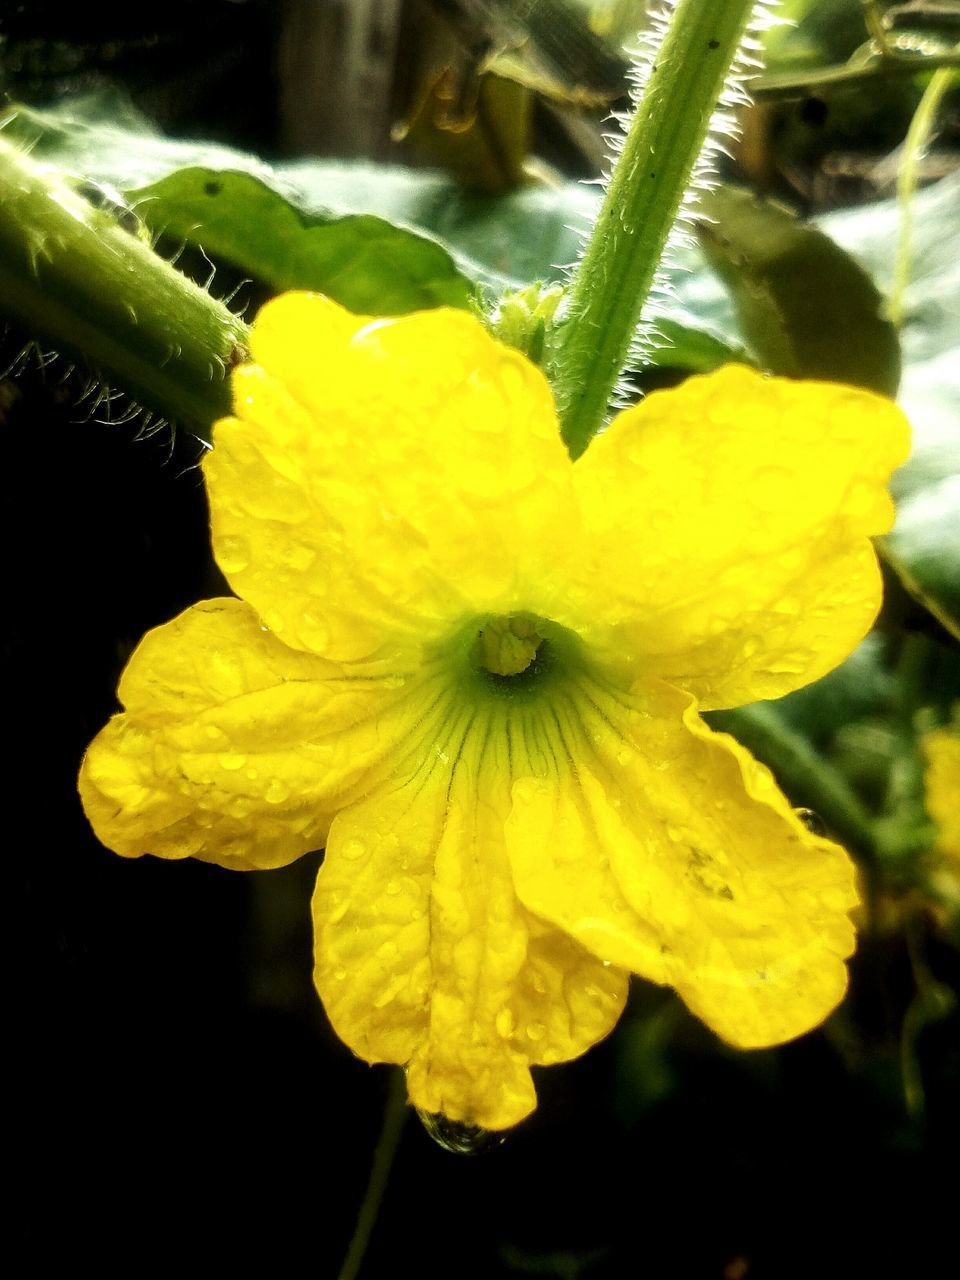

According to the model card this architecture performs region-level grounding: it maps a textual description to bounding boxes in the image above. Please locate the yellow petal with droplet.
[204,292,578,662]
[924,726,960,860]
[313,704,627,1130]
[79,598,431,870]
[569,366,910,708]
[505,675,859,1048]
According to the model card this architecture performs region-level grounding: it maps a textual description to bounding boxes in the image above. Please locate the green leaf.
[883,477,960,640]
[823,173,960,639]
[694,184,901,396]
[129,168,472,314]
[643,317,750,374]
[2,100,474,316]
[5,98,738,374]
[282,160,594,287]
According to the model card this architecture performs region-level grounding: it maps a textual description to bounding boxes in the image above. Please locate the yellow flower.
[79,293,910,1131]
[923,726,960,861]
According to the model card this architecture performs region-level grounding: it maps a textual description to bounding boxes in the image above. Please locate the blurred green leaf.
[824,172,960,639]
[768,635,894,745]
[130,167,472,314]
[643,318,750,373]
[883,476,960,641]
[694,184,901,395]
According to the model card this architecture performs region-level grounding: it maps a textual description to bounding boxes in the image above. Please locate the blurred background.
[4,2,958,1276]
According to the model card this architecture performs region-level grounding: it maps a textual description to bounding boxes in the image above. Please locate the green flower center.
[439,613,585,706]
[478,614,545,677]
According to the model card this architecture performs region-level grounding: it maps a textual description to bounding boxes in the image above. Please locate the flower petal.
[505,676,859,1048]
[204,293,577,662]
[79,598,431,870]
[924,727,960,860]
[571,366,911,708]
[313,711,627,1131]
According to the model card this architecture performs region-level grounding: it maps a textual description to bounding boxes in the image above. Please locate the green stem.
[708,703,878,859]
[551,0,755,458]
[338,1070,409,1280]
[0,135,248,440]
[890,59,960,327]
[749,49,960,99]
[861,0,895,55]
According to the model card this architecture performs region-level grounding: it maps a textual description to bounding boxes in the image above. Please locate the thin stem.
[551,0,755,459]
[338,1070,409,1280]
[0,135,248,440]
[861,0,895,54]
[890,58,960,326]
[749,49,960,99]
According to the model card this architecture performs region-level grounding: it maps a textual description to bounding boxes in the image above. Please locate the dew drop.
[526,1021,546,1042]
[217,534,250,574]
[415,1109,508,1155]
[385,879,401,896]
[299,607,329,651]
[265,778,290,804]
[218,751,247,771]
[334,968,347,982]
[795,807,827,836]
[495,1007,515,1038]
[284,540,317,572]
[341,837,366,860]
[261,608,285,634]
[204,724,224,741]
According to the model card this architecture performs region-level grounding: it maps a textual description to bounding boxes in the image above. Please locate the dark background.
[5,3,958,1276]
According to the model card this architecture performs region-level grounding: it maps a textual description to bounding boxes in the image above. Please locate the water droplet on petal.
[415,1109,508,1155]
[261,608,285,634]
[495,1007,515,1038]
[265,778,290,804]
[217,534,250,574]
[298,607,329,651]
[283,540,317,572]
[385,880,401,896]
[526,1022,546,1042]
[795,807,827,836]
[218,752,247,771]
[341,837,366,860]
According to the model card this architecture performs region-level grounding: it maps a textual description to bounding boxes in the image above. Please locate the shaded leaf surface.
[695,184,901,396]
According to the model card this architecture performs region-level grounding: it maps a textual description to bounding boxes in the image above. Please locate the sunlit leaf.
[130,167,472,314]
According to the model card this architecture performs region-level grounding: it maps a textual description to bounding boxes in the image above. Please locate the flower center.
[443,612,582,706]
[478,614,545,677]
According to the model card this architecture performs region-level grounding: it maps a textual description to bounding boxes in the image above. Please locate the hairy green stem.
[551,0,755,458]
[0,136,248,440]
[708,703,878,859]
